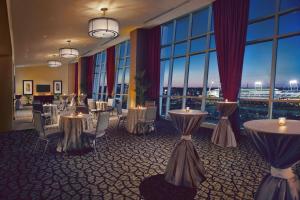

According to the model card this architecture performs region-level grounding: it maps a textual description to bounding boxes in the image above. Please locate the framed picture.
[23,80,33,95]
[53,80,62,94]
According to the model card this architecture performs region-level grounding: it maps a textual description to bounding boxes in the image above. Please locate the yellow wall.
[15,64,72,100]
[0,0,13,132]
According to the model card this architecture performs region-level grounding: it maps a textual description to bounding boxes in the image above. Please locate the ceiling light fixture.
[59,40,79,58]
[47,60,62,68]
[88,8,119,39]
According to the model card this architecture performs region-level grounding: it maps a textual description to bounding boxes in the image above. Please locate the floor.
[0,118,291,200]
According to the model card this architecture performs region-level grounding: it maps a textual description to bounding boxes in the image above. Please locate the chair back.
[87,99,96,110]
[76,106,89,114]
[116,102,122,115]
[145,107,157,122]
[33,111,45,138]
[107,98,114,107]
[145,101,156,107]
[96,112,110,133]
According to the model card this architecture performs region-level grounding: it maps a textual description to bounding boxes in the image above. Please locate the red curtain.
[145,26,161,101]
[106,46,115,97]
[74,62,78,95]
[213,0,249,134]
[86,55,95,98]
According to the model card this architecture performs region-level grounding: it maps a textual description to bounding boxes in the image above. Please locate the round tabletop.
[244,119,300,135]
[217,101,237,104]
[168,109,208,116]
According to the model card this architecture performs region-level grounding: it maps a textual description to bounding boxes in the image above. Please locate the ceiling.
[8,0,213,67]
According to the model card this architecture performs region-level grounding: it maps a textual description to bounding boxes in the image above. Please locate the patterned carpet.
[0,119,274,199]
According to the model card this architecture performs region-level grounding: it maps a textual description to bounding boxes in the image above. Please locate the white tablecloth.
[244,119,300,200]
[165,109,208,188]
[211,101,237,147]
[57,114,93,152]
[96,101,108,111]
[43,104,58,124]
[126,107,147,134]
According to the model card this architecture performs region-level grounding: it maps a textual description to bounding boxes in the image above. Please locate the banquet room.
[1,0,300,199]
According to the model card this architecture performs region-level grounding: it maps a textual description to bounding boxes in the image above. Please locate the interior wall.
[0,0,13,132]
[68,63,75,94]
[15,64,70,102]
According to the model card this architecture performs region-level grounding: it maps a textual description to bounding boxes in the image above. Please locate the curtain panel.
[106,46,116,97]
[213,0,250,134]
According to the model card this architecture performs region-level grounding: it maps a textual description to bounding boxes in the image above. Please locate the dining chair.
[136,106,157,136]
[116,102,127,128]
[32,111,63,157]
[83,112,110,153]
[32,103,52,125]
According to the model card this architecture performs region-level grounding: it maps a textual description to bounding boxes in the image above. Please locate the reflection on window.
[205,99,219,123]
[170,97,183,110]
[190,37,207,53]
[186,98,202,110]
[192,8,209,36]
[239,100,269,124]
[249,0,276,20]
[241,42,273,99]
[174,42,187,57]
[175,16,189,42]
[279,11,300,35]
[161,23,174,45]
[187,54,205,96]
[273,102,300,119]
[247,19,275,41]
[92,51,106,100]
[275,36,300,99]
[160,60,170,96]
[280,0,300,11]
[207,52,220,98]
[171,57,186,96]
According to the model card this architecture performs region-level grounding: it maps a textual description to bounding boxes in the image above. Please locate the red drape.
[106,46,115,97]
[213,0,249,134]
[145,26,161,101]
[74,62,78,95]
[86,55,95,98]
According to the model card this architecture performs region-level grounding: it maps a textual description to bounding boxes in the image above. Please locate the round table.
[96,101,108,111]
[43,104,58,124]
[244,119,300,200]
[57,114,93,152]
[126,107,147,134]
[211,101,237,147]
[165,109,208,188]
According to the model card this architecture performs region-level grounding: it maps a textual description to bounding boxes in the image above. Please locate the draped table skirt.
[244,119,300,200]
[211,101,237,147]
[165,109,208,188]
[57,114,93,152]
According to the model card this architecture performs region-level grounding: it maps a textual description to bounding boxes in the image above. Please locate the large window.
[160,0,300,122]
[159,6,219,118]
[240,0,300,123]
[92,51,107,100]
[114,40,130,109]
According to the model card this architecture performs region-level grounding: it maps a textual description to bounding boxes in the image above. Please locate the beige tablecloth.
[57,114,93,152]
[126,107,147,134]
[244,120,300,200]
[165,109,208,188]
[96,101,108,111]
[211,102,237,147]
[43,104,58,124]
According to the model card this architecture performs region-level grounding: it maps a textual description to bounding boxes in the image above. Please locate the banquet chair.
[32,103,52,125]
[136,107,157,136]
[116,102,127,128]
[83,112,110,153]
[145,100,156,107]
[32,111,62,157]
[76,106,89,114]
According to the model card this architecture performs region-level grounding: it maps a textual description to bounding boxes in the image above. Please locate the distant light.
[289,80,298,84]
[254,81,262,86]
